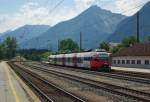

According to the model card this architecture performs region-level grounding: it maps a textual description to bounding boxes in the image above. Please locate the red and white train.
[48,51,111,71]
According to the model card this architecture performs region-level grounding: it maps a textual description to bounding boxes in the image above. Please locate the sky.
[0,0,149,33]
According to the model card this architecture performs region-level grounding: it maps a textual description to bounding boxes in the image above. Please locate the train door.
[62,55,65,66]
[83,56,91,69]
[73,53,77,67]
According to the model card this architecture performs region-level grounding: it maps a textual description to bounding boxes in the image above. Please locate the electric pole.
[58,40,60,53]
[80,32,82,52]
[137,12,140,43]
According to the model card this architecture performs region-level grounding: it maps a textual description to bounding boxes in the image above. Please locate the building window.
[113,60,116,64]
[122,60,125,64]
[137,60,141,64]
[118,60,120,64]
[145,60,149,65]
[131,60,135,64]
[126,60,130,64]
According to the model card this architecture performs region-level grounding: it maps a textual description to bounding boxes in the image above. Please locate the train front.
[90,52,111,71]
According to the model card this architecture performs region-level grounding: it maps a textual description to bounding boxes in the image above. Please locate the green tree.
[0,44,5,60]
[110,36,137,54]
[40,51,52,60]
[147,35,150,42]
[59,38,79,53]
[98,42,110,52]
[110,44,123,53]
[4,37,17,59]
[121,36,137,48]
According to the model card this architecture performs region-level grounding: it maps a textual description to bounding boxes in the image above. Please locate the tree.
[4,37,17,59]
[121,36,137,48]
[98,42,110,52]
[110,44,123,53]
[147,35,150,42]
[40,51,52,60]
[0,44,5,59]
[59,39,79,53]
[110,36,137,54]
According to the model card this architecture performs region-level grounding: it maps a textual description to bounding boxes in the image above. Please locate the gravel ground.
[16,63,140,102]
[28,62,150,92]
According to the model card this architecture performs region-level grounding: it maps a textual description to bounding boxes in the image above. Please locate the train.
[48,51,111,71]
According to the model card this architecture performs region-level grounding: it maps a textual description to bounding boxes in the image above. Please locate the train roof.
[49,51,109,58]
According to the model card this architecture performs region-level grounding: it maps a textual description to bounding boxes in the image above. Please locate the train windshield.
[99,54,109,61]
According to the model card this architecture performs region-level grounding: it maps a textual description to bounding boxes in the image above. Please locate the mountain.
[0,25,50,44]
[107,2,150,43]
[21,5,126,50]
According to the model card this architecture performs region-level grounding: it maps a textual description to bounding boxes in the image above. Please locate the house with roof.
[111,43,150,68]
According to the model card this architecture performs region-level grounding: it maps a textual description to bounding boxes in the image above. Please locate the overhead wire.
[25,0,148,45]
[97,1,148,32]
[48,0,65,14]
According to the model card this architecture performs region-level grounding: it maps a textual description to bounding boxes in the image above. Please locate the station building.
[111,43,150,69]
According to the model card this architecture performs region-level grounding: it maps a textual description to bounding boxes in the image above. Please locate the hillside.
[0,25,50,44]
[107,2,150,42]
[21,5,126,50]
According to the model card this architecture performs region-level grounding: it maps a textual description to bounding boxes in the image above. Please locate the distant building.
[109,42,120,49]
[111,43,150,68]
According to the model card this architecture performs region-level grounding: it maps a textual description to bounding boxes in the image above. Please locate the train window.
[100,54,108,58]
[70,58,72,62]
[80,58,82,63]
[137,60,141,64]
[100,54,109,61]
[131,60,135,64]
[145,60,149,65]
[84,57,87,60]
[68,58,70,62]
[54,58,56,62]
[113,60,116,64]
[126,60,130,64]
[84,57,92,61]
[122,60,125,64]
[77,57,82,63]
[66,57,69,62]
[118,60,120,64]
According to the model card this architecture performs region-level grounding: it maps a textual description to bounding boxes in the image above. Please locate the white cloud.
[73,0,149,16]
[74,0,95,11]
[0,0,150,32]
[0,2,77,32]
[115,0,149,15]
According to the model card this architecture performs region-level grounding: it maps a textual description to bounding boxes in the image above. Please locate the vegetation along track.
[31,62,150,84]
[22,62,150,102]
[8,62,86,102]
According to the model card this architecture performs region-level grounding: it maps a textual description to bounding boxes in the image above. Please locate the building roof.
[111,43,150,57]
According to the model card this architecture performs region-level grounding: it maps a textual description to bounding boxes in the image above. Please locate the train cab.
[90,52,110,71]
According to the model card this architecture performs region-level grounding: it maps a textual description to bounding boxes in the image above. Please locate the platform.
[0,61,39,102]
[112,66,150,74]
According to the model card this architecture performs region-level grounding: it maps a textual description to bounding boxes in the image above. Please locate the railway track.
[28,62,150,84]
[111,70,150,79]
[8,62,85,102]
[21,62,150,102]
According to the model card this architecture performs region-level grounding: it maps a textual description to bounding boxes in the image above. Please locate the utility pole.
[58,40,60,53]
[137,12,140,43]
[80,32,82,52]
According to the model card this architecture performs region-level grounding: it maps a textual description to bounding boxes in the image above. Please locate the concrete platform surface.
[112,66,150,73]
[0,61,37,102]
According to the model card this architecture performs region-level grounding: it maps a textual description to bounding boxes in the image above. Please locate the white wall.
[112,56,150,69]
